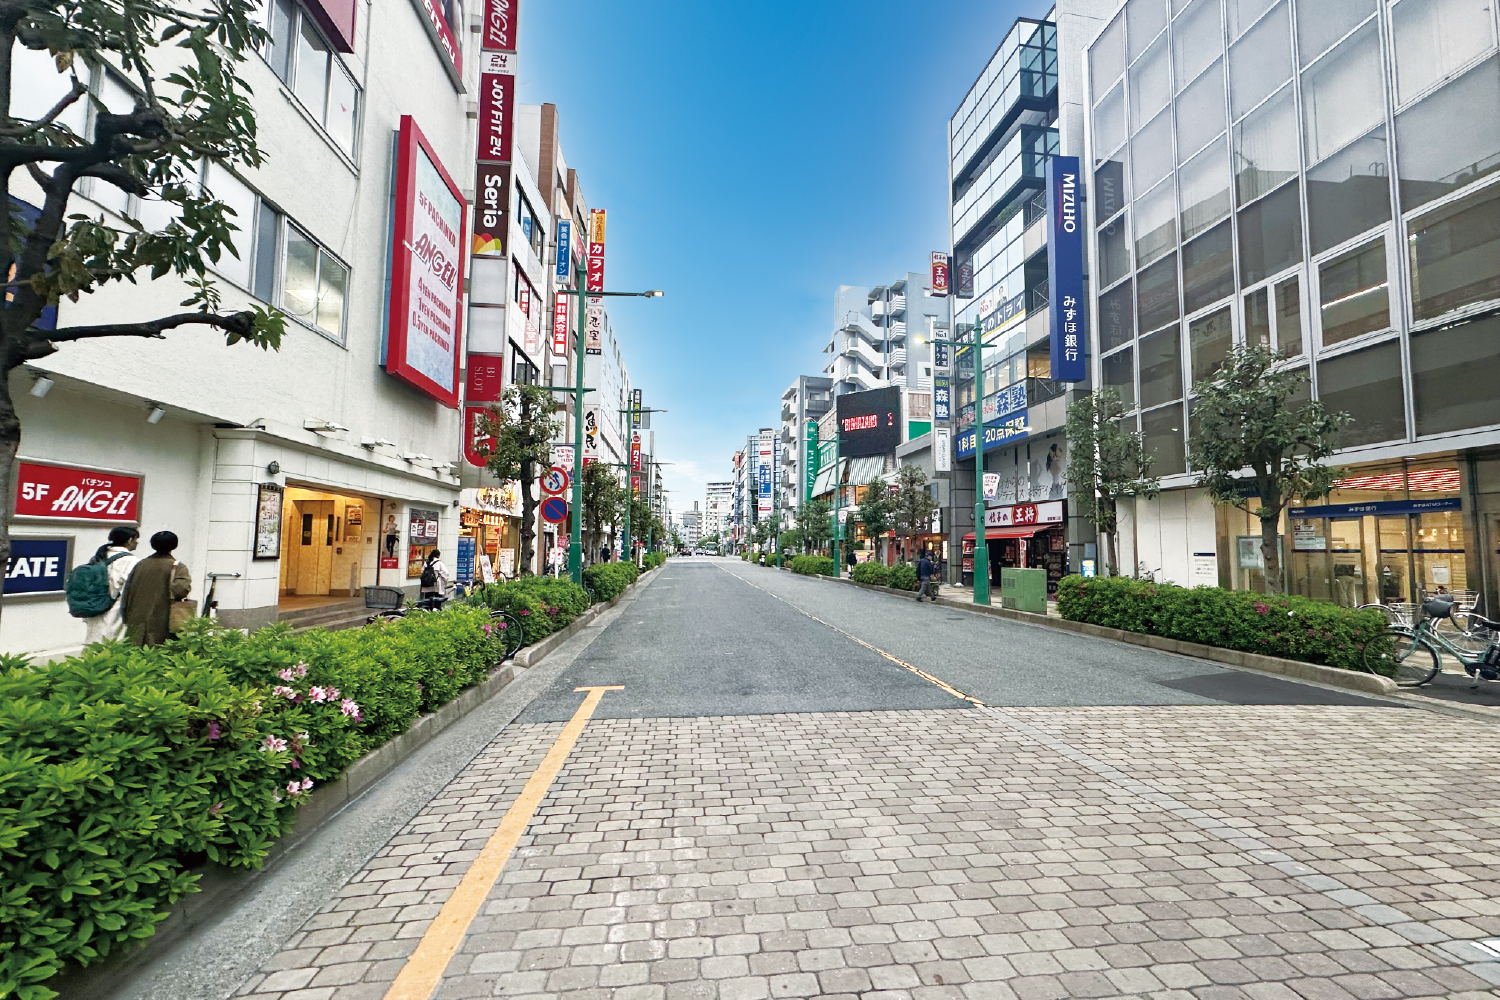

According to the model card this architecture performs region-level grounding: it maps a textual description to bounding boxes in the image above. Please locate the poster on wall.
[254,483,284,559]
[386,116,467,408]
[407,507,441,579]
[381,511,401,569]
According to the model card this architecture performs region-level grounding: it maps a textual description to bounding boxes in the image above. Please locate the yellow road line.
[383,685,623,1000]
[718,565,985,707]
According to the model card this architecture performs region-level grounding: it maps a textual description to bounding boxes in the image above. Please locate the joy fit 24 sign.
[14,460,141,522]
[387,116,467,408]
[1046,155,1087,382]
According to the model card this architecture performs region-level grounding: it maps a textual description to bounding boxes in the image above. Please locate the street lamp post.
[564,267,662,585]
[830,426,842,577]
[916,322,989,606]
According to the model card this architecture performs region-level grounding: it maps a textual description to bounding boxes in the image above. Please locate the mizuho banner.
[1046,154,1087,382]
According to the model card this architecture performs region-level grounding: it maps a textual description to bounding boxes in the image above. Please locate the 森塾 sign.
[14,460,140,522]
[387,116,466,408]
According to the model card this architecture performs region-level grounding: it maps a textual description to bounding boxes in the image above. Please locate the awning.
[811,459,843,497]
[962,525,1051,541]
[847,455,886,484]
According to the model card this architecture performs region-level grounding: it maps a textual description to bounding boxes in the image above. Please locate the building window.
[1391,0,1497,106]
[1098,212,1131,287]
[1318,238,1389,346]
[1132,110,1174,194]
[1295,0,1374,68]
[282,224,348,342]
[1395,55,1500,211]
[264,0,360,160]
[1092,12,1125,103]
[1098,280,1134,352]
[1130,34,1171,133]
[517,189,544,260]
[1411,312,1500,435]
[1128,0,1166,62]
[1095,159,1128,224]
[1134,178,1176,267]
[1103,346,1135,409]
[1306,125,1390,257]
[1317,340,1405,445]
[1182,219,1235,314]
[1137,253,1180,335]
[1139,325,1183,409]
[1227,0,1279,42]
[1407,181,1500,321]
[1176,59,1226,167]
[1245,286,1271,349]
[200,161,310,315]
[1179,136,1230,240]
[1301,20,1385,168]
[1228,1,1292,121]
[1189,307,1233,383]
[1238,180,1302,284]
[1276,276,1304,356]
[1142,402,1186,476]
[1233,85,1297,205]
[1094,84,1126,159]
[510,345,539,385]
[1173,0,1224,94]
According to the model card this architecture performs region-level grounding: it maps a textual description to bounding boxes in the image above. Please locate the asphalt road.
[517,556,1391,721]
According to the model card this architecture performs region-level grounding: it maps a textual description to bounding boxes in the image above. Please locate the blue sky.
[517,1,1030,511]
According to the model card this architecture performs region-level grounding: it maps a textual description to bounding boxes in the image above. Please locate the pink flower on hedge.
[272,685,299,701]
[206,722,223,741]
[289,758,300,769]
[308,686,329,703]
[519,609,531,616]
[287,779,307,796]
[325,687,340,701]
[1254,602,1270,615]
[208,801,224,818]
[294,662,309,677]
[300,778,313,791]
[277,667,296,682]
[340,699,362,720]
[482,624,493,634]
[262,735,288,753]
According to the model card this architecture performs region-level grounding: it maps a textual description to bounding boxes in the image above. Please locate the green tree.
[1064,388,1160,577]
[857,476,893,555]
[479,385,562,576]
[891,464,937,560]
[0,0,287,607]
[1189,345,1350,593]
[794,496,832,553]
[580,461,626,562]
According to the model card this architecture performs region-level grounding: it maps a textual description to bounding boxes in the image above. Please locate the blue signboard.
[982,380,1028,423]
[1288,498,1462,519]
[555,220,572,278]
[758,463,772,498]
[455,535,476,584]
[1046,155,1086,382]
[980,290,1027,335]
[5,537,70,595]
[955,415,1029,459]
[934,374,951,422]
[932,342,950,369]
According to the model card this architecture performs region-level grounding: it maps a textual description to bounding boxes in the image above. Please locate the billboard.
[386,116,466,408]
[836,386,900,457]
[930,251,950,296]
[1047,155,1087,382]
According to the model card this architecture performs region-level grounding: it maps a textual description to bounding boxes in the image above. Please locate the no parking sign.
[540,496,569,524]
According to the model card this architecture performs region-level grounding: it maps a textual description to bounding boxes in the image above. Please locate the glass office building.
[1083,0,1500,608]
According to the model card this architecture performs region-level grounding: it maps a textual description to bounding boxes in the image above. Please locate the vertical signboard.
[933,374,951,422]
[555,219,571,278]
[934,427,952,473]
[386,116,466,408]
[586,209,605,354]
[930,251,950,296]
[757,429,774,514]
[956,259,974,299]
[552,291,570,358]
[466,353,505,402]
[630,389,642,429]
[804,420,819,502]
[464,407,495,467]
[1046,155,1087,382]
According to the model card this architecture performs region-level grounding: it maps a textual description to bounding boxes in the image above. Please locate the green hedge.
[888,562,918,591]
[1055,574,1389,671]
[789,555,833,576]
[583,561,639,602]
[850,561,889,586]
[1,607,507,999]
[642,552,667,571]
[466,577,590,644]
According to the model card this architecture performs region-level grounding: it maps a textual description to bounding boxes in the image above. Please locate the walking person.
[419,549,451,605]
[70,526,141,643]
[845,547,857,573]
[916,549,938,602]
[120,530,192,647]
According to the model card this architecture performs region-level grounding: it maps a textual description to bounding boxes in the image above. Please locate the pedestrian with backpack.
[68,526,141,643]
[419,549,450,606]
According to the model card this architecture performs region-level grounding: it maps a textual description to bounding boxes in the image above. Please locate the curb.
[800,570,1400,698]
[51,565,663,996]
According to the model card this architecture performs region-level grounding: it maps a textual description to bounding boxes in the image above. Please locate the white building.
[9,0,478,656]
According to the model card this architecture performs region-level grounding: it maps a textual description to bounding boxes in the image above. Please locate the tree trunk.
[518,467,536,577]
[0,370,19,628]
[1259,514,1283,594]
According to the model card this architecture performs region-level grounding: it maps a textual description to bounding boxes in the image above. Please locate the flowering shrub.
[467,576,591,644]
[789,555,833,576]
[1055,574,1390,671]
[2,606,504,998]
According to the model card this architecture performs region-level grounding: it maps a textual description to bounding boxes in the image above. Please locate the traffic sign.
[541,466,571,496]
[540,496,569,524]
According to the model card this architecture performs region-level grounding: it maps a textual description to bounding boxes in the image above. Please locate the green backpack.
[66,552,130,619]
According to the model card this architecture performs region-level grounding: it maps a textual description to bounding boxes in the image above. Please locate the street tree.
[890,464,937,561]
[479,384,561,576]
[1064,388,1160,576]
[0,0,287,607]
[794,496,832,553]
[580,462,627,562]
[857,476,893,559]
[1189,345,1349,593]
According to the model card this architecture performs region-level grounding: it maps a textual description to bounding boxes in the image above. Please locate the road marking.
[717,564,985,707]
[382,685,623,1000]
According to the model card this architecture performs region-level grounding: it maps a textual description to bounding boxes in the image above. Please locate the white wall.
[1118,487,1218,585]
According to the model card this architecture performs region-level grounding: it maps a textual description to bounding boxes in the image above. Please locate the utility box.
[1001,567,1048,614]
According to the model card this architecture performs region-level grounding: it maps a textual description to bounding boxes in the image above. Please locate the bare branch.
[78,161,147,196]
[19,78,87,133]
[42,310,255,343]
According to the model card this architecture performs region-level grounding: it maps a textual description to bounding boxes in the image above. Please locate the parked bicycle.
[362,585,524,662]
[1359,596,1500,688]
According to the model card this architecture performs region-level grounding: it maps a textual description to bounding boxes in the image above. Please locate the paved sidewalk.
[233,704,1500,1000]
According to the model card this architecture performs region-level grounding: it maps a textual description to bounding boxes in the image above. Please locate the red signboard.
[464,407,496,468]
[931,251,950,297]
[415,0,462,75]
[477,60,515,164]
[466,353,505,403]
[630,432,642,473]
[472,163,509,256]
[631,475,640,495]
[586,209,606,293]
[15,460,141,522]
[387,116,466,408]
[481,0,516,50]
[552,292,570,357]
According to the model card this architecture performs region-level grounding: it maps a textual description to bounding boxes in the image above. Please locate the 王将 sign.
[930,251,950,297]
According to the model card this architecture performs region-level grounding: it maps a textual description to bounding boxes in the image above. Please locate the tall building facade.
[1083,0,1500,607]
[779,376,834,520]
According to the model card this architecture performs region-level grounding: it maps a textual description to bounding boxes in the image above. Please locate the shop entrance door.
[1328,519,1366,607]
[293,500,336,595]
[1376,516,1412,605]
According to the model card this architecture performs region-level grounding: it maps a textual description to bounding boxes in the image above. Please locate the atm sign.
[15,461,141,522]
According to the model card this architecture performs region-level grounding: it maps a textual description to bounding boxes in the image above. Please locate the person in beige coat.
[120,531,192,647]
[81,526,141,644]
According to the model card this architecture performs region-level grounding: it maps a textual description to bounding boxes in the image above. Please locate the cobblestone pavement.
[233,704,1500,1000]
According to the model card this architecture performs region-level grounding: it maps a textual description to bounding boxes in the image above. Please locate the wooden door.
[295,500,336,595]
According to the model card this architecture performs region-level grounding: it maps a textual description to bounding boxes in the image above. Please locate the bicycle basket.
[363,586,406,610]
[1422,597,1457,620]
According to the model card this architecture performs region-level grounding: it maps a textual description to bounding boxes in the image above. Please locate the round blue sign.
[541,496,569,524]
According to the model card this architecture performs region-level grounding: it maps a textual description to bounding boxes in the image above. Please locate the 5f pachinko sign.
[387,116,466,408]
